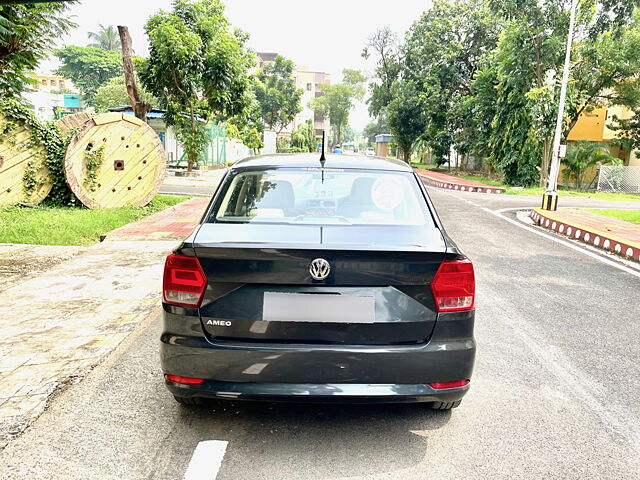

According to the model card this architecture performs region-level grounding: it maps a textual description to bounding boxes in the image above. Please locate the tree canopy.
[140,0,254,171]
[87,24,122,51]
[0,2,75,98]
[253,55,302,133]
[54,46,122,106]
[365,0,640,184]
[310,69,365,146]
[93,75,158,113]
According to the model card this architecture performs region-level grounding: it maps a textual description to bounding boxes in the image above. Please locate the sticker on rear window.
[371,176,404,211]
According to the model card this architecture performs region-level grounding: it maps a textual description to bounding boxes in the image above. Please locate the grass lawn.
[0,194,190,246]
[504,187,640,201]
[410,162,438,170]
[585,209,640,225]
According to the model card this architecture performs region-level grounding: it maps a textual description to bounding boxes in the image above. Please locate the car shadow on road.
[174,400,452,479]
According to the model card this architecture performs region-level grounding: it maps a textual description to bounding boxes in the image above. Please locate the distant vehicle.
[365,147,375,156]
[161,153,476,409]
[332,145,343,154]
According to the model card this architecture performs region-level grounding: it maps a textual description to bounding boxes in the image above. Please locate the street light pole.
[542,0,578,211]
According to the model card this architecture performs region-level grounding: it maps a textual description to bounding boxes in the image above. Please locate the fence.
[597,166,640,193]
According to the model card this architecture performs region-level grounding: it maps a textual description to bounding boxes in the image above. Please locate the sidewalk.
[531,208,640,262]
[0,197,211,447]
[415,169,505,194]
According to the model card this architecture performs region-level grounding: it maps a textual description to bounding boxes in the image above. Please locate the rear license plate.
[263,292,375,323]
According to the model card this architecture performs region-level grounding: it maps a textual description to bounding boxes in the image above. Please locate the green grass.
[0,194,190,246]
[410,162,438,170]
[585,209,640,225]
[455,175,504,187]
[503,187,640,201]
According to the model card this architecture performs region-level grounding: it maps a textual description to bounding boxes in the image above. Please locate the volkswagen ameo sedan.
[161,154,476,410]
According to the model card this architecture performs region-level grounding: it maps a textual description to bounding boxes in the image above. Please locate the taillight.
[165,374,205,385]
[163,254,207,307]
[429,380,470,390]
[430,259,475,312]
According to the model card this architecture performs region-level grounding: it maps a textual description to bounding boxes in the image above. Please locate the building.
[255,52,331,138]
[292,66,331,137]
[22,73,82,121]
[567,104,639,166]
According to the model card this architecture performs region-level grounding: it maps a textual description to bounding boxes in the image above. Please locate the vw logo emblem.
[309,258,331,280]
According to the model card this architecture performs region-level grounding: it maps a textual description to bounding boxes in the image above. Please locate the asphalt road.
[1,187,639,480]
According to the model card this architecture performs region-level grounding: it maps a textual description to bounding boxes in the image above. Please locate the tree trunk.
[402,146,412,164]
[539,137,552,187]
[118,26,150,121]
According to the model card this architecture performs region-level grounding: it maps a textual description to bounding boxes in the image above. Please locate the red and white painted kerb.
[416,172,505,194]
[530,209,640,263]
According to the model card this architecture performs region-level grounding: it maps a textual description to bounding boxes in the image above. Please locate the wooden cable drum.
[63,112,166,209]
[55,112,93,135]
[0,113,53,206]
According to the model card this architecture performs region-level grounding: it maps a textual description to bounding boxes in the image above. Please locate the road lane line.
[483,207,640,279]
[184,440,228,480]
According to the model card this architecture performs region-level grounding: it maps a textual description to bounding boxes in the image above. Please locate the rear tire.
[173,395,204,406]
[430,400,461,410]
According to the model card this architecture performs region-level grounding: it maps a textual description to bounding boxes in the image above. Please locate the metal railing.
[597,166,640,193]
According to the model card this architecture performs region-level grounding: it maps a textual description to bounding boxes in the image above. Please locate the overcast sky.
[42,0,434,130]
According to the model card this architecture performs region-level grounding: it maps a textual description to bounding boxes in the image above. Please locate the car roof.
[231,153,412,172]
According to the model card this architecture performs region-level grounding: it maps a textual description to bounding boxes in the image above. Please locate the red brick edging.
[530,208,640,262]
[415,170,505,194]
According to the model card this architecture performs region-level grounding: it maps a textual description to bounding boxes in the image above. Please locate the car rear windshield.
[212,168,431,226]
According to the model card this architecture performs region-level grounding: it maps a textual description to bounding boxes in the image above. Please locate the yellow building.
[567,104,639,166]
[29,74,70,92]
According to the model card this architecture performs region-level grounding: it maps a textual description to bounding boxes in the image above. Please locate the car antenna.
[319,130,326,166]
[319,130,326,183]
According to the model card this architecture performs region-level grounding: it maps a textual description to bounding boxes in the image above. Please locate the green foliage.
[386,81,427,162]
[291,120,316,152]
[363,115,389,144]
[93,76,159,113]
[83,145,105,193]
[0,2,76,98]
[0,98,77,206]
[310,69,364,146]
[562,141,619,190]
[87,24,122,51]
[364,0,640,186]
[242,127,263,153]
[54,46,123,105]
[253,55,303,133]
[141,0,253,171]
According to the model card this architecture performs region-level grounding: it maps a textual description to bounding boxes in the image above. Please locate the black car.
[161,154,476,409]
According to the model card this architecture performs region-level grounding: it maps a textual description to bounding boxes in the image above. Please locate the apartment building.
[256,52,331,137]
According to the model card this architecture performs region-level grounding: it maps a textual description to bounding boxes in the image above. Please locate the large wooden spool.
[63,112,166,209]
[55,112,93,135]
[0,113,53,206]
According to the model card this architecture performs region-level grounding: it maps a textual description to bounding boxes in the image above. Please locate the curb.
[415,170,505,194]
[530,208,640,262]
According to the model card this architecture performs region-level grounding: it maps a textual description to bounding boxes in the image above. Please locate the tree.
[253,55,302,133]
[141,0,253,172]
[54,46,122,105]
[362,26,402,117]
[363,115,388,145]
[310,69,365,146]
[0,2,76,98]
[386,81,428,163]
[93,76,158,113]
[87,24,122,51]
[402,0,500,167]
[562,141,618,190]
[291,120,316,152]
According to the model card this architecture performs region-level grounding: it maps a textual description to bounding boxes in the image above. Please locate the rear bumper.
[165,380,470,404]
[160,308,476,404]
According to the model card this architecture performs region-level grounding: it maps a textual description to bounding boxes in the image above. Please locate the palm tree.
[562,141,619,191]
[87,24,121,51]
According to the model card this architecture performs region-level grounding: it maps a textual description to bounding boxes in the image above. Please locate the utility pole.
[542,0,578,211]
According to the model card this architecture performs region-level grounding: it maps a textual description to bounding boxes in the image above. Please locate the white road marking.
[483,207,640,279]
[184,440,228,480]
